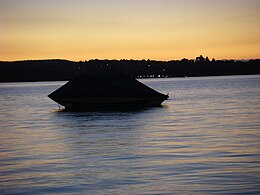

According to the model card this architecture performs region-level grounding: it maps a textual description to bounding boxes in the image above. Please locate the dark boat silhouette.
[48,75,168,110]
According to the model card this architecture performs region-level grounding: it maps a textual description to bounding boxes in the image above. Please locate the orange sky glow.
[1,0,260,61]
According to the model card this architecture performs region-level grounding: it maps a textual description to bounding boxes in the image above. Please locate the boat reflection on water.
[48,75,169,111]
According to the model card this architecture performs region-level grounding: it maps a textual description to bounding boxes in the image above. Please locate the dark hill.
[0,57,260,82]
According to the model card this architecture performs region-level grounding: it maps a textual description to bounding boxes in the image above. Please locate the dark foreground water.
[0,75,260,194]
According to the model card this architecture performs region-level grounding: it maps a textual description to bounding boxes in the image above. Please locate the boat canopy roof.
[48,75,167,99]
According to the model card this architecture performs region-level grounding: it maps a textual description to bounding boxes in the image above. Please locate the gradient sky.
[1,0,260,61]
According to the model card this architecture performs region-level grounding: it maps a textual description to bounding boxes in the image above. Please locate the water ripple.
[0,76,260,194]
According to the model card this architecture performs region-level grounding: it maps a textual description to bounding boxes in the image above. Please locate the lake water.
[0,75,260,194]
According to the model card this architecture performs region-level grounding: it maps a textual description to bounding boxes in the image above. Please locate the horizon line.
[1,57,260,63]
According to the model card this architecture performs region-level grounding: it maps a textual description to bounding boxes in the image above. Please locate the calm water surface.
[0,75,260,194]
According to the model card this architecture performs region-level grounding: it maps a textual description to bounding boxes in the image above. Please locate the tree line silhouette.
[0,56,259,82]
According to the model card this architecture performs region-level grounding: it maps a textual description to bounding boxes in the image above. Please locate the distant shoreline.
[1,57,260,82]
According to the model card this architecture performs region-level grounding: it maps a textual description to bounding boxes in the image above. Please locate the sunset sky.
[1,0,260,61]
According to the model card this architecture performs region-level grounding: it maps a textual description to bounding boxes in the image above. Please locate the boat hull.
[50,96,168,110]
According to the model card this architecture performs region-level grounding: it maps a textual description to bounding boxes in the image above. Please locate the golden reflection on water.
[0,75,260,194]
